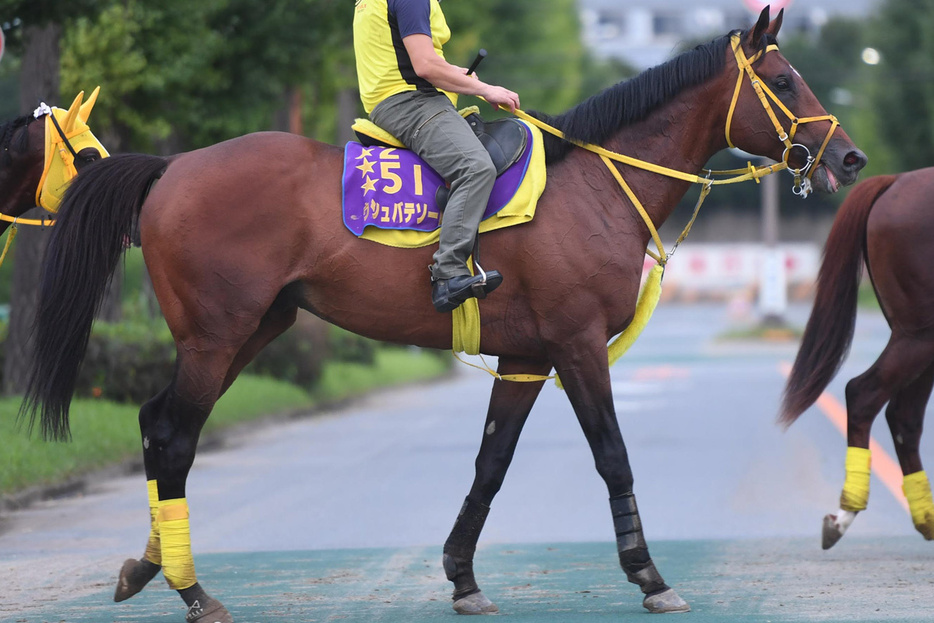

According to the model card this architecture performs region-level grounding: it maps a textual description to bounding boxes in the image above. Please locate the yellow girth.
[34,87,110,213]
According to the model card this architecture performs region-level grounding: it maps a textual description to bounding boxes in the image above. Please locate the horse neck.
[598,82,729,231]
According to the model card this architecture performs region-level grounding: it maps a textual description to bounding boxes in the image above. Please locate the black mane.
[0,114,35,166]
[528,31,740,163]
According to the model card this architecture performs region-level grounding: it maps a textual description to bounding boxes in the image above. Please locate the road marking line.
[779,362,908,514]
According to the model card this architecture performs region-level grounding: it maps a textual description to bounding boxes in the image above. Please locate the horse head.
[0,112,45,228]
[0,88,108,234]
[723,7,867,195]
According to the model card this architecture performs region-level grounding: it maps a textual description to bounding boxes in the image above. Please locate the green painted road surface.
[11,538,933,622]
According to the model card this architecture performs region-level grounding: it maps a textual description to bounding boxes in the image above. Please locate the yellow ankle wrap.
[158,498,197,590]
[840,447,871,511]
[144,480,161,565]
[903,471,934,538]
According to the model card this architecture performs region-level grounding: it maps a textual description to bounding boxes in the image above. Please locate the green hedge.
[76,320,176,403]
[0,309,385,404]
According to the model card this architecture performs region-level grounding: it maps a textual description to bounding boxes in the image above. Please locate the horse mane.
[528,29,765,163]
[0,114,35,167]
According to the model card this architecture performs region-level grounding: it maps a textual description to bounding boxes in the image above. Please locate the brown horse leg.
[443,357,550,615]
[220,298,298,393]
[116,303,298,607]
[824,336,934,548]
[551,338,689,614]
[885,362,934,539]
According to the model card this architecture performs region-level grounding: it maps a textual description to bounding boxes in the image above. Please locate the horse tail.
[20,153,168,441]
[779,174,897,427]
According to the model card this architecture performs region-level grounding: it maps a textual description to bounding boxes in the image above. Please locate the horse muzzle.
[809,144,868,194]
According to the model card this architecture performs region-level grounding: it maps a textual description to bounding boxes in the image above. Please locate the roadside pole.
[758,163,787,326]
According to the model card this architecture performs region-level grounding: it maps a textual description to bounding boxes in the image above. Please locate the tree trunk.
[4,23,60,395]
[336,86,358,147]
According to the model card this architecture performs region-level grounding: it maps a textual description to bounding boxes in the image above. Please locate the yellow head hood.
[35,87,110,212]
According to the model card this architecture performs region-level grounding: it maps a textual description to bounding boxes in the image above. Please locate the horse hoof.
[186,596,234,623]
[453,591,499,615]
[643,588,690,613]
[114,558,161,602]
[822,514,845,550]
[915,522,934,541]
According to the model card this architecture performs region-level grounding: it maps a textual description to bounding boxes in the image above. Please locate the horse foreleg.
[886,362,934,540]
[443,357,549,615]
[552,341,689,614]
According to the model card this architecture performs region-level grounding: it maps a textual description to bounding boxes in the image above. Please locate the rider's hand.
[483,85,520,113]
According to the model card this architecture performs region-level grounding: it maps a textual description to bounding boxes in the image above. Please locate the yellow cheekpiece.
[840,446,871,512]
[903,471,934,540]
[35,87,110,213]
[158,498,197,590]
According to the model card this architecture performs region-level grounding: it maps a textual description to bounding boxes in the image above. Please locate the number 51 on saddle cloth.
[342,109,546,249]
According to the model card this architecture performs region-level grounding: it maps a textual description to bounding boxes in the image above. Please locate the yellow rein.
[462,33,841,384]
[0,215,54,270]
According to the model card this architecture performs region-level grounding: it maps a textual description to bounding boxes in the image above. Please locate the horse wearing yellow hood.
[35,87,109,212]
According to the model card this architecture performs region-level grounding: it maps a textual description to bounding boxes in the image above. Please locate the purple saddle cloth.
[341,124,533,236]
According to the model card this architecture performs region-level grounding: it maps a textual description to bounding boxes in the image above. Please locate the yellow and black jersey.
[354,0,457,113]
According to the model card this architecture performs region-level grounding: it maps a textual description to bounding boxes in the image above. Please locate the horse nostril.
[843,150,867,170]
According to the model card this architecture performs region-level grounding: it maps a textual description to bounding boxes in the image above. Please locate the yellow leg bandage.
[840,447,871,512]
[144,480,162,565]
[903,471,934,540]
[158,498,197,590]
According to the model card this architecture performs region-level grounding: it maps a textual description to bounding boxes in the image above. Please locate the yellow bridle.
[460,33,843,384]
[725,34,839,198]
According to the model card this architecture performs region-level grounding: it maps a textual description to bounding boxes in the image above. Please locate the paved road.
[2,303,933,622]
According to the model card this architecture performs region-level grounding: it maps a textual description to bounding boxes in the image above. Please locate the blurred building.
[580,0,879,69]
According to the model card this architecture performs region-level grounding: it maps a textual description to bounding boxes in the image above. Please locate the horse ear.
[750,6,771,47]
[766,8,784,37]
[79,86,101,124]
[60,91,85,134]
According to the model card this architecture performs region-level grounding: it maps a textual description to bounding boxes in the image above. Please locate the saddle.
[352,107,528,211]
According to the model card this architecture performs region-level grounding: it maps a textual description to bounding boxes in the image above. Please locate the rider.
[353,0,520,313]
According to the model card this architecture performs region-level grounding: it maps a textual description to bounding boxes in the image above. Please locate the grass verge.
[0,347,450,497]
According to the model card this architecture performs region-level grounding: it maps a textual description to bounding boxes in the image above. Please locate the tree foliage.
[869,0,934,171]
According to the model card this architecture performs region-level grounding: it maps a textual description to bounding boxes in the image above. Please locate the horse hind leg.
[443,357,550,615]
[824,335,934,549]
[885,360,934,540]
[114,295,297,602]
[114,475,163,601]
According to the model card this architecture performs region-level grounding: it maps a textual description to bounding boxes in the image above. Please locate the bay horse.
[12,9,866,622]
[782,169,934,549]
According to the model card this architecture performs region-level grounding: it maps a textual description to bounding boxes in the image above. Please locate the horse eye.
[774,76,792,91]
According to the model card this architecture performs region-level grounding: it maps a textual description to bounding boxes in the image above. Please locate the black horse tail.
[779,174,898,428]
[20,153,168,441]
